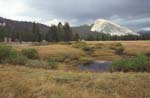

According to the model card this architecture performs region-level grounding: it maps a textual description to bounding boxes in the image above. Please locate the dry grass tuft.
[0,65,149,98]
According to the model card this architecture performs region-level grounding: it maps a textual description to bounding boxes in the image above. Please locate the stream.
[79,61,112,72]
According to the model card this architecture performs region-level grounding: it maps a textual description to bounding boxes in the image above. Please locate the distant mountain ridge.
[0,17,50,34]
[0,17,149,37]
[72,25,92,34]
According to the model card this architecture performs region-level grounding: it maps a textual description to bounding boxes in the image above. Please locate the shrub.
[6,54,28,65]
[72,42,88,49]
[116,43,123,47]
[110,54,150,72]
[72,42,94,55]
[48,60,58,69]
[112,43,124,55]
[115,46,124,55]
[0,45,17,63]
[109,43,124,55]
[21,48,39,59]
[82,47,94,55]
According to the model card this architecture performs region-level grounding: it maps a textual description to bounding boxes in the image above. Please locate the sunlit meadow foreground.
[0,41,150,98]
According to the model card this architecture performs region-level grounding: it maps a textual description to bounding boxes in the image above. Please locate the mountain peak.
[91,19,139,36]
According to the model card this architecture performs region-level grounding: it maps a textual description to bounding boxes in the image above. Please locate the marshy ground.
[0,41,150,98]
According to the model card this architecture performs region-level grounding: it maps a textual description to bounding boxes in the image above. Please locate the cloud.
[109,15,150,30]
[0,0,28,19]
[140,27,150,31]
[0,0,150,30]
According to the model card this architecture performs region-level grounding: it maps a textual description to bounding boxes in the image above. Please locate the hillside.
[72,25,92,34]
[0,17,50,34]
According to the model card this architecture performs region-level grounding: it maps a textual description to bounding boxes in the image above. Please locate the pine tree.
[0,27,5,41]
[32,22,36,41]
[57,22,64,41]
[74,33,80,41]
[35,24,42,42]
[50,25,59,42]
[46,28,52,42]
[32,22,41,42]
[63,22,72,41]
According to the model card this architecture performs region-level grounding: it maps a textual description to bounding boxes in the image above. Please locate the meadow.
[0,41,150,98]
[0,65,149,98]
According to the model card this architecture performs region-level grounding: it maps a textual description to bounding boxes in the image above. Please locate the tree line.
[46,22,74,42]
[0,22,79,42]
[79,32,150,41]
[0,21,150,42]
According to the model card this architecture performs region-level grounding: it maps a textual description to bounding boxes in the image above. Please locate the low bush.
[72,42,88,49]
[115,46,124,55]
[21,48,39,59]
[6,54,28,65]
[110,54,150,72]
[0,45,17,63]
[48,60,58,69]
[82,47,94,55]
[72,42,94,55]
[0,45,28,65]
[110,43,124,55]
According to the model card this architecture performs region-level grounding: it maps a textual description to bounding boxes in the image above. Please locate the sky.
[0,0,150,31]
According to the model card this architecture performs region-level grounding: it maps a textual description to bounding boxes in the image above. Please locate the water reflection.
[79,61,112,72]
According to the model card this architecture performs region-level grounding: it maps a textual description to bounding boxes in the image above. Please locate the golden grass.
[15,45,84,59]
[0,41,149,98]
[10,41,150,61]
[35,45,84,59]
[87,41,150,55]
[92,49,121,61]
[0,65,149,98]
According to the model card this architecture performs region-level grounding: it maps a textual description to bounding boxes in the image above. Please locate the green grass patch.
[6,54,28,65]
[0,45,28,65]
[21,48,39,59]
[110,54,150,72]
[0,45,17,63]
[79,56,93,64]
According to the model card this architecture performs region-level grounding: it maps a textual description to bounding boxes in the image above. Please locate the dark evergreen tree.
[0,27,6,41]
[32,22,36,41]
[46,28,52,42]
[57,22,64,41]
[63,22,73,41]
[50,25,59,42]
[74,33,80,41]
[35,24,42,42]
[32,22,42,42]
